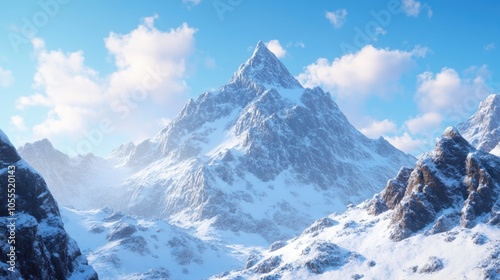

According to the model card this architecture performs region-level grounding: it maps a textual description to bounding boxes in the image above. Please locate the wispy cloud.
[0,66,14,88]
[265,40,287,59]
[360,119,397,138]
[484,43,495,51]
[10,115,27,131]
[402,0,422,17]
[183,0,201,9]
[325,9,347,29]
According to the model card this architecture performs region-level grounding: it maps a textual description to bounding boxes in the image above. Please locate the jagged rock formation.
[0,130,97,279]
[373,127,500,240]
[214,127,500,280]
[458,93,500,153]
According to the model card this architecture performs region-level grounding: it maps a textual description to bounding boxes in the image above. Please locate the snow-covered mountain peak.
[229,41,303,90]
[435,126,472,156]
[481,93,500,110]
[107,141,136,166]
[441,126,461,139]
[457,93,500,153]
[18,138,69,161]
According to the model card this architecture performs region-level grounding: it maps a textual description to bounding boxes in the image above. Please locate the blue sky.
[0,0,499,156]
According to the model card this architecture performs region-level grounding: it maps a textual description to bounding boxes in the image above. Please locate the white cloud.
[326,9,348,29]
[265,40,287,59]
[298,45,426,98]
[16,17,197,151]
[405,112,443,134]
[416,68,468,112]
[424,4,433,18]
[402,0,422,17]
[105,18,196,103]
[16,93,52,109]
[32,37,45,49]
[386,132,427,154]
[10,115,27,131]
[360,119,397,138]
[0,66,14,88]
[485,43,495,51]
[392,65,491,155]
[295,42,305,48]
[183,0,201,8]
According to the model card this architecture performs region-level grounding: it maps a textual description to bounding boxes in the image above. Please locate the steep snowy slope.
[216,127,500,279]
[18,139,132,209]
[105,41,415,243]
[0,130,97,279]
[458,93,500,153]
[61,207,242,280]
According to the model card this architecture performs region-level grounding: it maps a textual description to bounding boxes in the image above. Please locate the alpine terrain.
[215,127,500,279]
[20,41,415,245]
[18,139,131,209]
[458,93,500,153]
[0,129,97,279]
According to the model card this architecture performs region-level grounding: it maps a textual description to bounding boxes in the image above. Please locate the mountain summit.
[112,41,415,242]
[19,42,415,245]
[229,41,303,89]
[458,93,500,153]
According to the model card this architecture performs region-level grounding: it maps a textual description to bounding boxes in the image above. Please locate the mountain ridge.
[215,127,500,279]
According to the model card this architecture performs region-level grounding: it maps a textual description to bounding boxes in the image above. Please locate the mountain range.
[3,41,499,279]
[18,42,415,245]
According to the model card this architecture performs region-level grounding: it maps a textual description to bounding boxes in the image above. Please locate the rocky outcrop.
[0,130,97,279]
[372,127,500,241]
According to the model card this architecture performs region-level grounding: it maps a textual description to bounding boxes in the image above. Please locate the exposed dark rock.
[301,217,338,236]
[380,127,500,241]
[127,267,170,280]
[246,254,261,269]
[380,167,413,210]
[269,240,287,252]
[418,256,444,274]
[252,255,282,274]
[107,223,137,241]
[301,241,351,274]
[0,130,97,279]
[472,233,489,245]
[426,213,460,235]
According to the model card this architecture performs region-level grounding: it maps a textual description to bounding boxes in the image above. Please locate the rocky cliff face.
[0,130,97,279]
[373,127,500,240]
